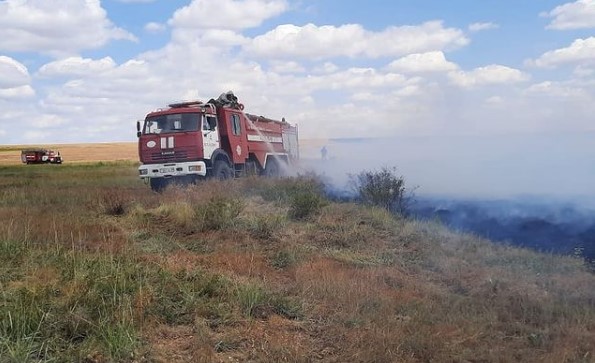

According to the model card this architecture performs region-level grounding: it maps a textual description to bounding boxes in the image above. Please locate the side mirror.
[136,121,141,138]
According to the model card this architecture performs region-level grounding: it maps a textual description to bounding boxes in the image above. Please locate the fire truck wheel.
[264,159,280,177]
[213,160,233,180]
[150,178,169,192]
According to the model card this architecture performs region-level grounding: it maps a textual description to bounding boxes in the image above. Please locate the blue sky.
[0,0,594,197]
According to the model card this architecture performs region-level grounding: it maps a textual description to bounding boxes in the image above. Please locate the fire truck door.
[203,114,219,159]
[228,112,248,163]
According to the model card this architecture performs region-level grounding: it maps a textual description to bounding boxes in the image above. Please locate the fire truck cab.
[137,92,298,191]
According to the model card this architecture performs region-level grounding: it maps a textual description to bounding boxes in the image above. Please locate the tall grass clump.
[0,287,50,362]
[97,189,130,216]
[235,283,269,318]
[252,175,324,204]
[197,196,244,231]
[288,190,327,220]
[247,214,285,239]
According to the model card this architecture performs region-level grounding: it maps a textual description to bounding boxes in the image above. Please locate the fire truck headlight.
[188,165,202,172]
[139,169,148,175]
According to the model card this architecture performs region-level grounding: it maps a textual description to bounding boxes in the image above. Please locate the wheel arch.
[263,153,288,169]
[210,149,232,167]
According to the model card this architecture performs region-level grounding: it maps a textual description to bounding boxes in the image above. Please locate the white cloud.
[0,0,136,55]
[529,37,595,68]
[144,22,167,33]
[305,68,413,91]
[0,56,30,88]
[0,85,35,99]
[468,22,499,32]
[543,0,595,30]
[0,56,34,100]
[247,21,469,59]
[31,114,68,129]
[485,96,504,106]
[387,51,458,73]
[169,0,288,30]
[269,61,305,73]
[574,65,595,77]
[197,29,249,47]
[313,62,339,74]
[38,57,117,77]
[524,81,590,98]
[449,65,530,88]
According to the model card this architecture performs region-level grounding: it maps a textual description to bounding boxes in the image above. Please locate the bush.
[197,196,244,231]
[98,189,129,216]
[271,249,297,269]
[288,191,326,220]
[235,283,268,318]
[350,167,413,215]
[248,215,285,240]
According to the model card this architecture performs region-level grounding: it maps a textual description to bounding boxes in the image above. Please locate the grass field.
[0,161,594,362]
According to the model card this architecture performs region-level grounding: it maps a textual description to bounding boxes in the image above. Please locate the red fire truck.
[21,149,63,164]
[137,92,299,191]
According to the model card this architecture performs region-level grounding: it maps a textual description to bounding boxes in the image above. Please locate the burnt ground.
[412,197,595,263]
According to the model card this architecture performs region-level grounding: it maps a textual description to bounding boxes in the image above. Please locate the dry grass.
[0,142,137,165]
[0,162,594,362]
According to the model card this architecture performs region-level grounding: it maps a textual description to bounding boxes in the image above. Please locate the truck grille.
[148,146,197,162]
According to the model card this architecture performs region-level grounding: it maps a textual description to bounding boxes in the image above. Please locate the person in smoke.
[321,145,328,160]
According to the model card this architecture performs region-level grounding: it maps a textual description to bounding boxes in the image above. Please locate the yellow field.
[0,139,329,165]
[0,142,138,165]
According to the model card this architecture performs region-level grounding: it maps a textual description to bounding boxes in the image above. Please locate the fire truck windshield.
[143,113,200,134]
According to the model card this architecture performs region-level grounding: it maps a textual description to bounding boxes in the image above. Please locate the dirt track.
[0,142,138,165]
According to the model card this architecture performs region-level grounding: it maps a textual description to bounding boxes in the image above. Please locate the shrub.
[235,283,268,318]
[99,321,138,361]
[270,295,304,320]
[288,191,326,220]
[98,189,129,216]
[271,249,297,269]
[197,196,244,231]
[248,215,285,240]
[350,166,413,215]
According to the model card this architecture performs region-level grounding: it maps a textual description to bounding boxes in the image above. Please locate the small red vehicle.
[21,149,63,164]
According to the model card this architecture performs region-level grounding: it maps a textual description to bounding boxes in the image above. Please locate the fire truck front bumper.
[138,161,207,179]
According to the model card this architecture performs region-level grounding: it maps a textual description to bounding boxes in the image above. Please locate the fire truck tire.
[213,160,233,180]
[264,159,280,177]
[150,178,169,192]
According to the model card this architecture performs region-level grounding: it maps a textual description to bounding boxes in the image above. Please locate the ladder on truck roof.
[168,100,205,108]
[167,100,216,114]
